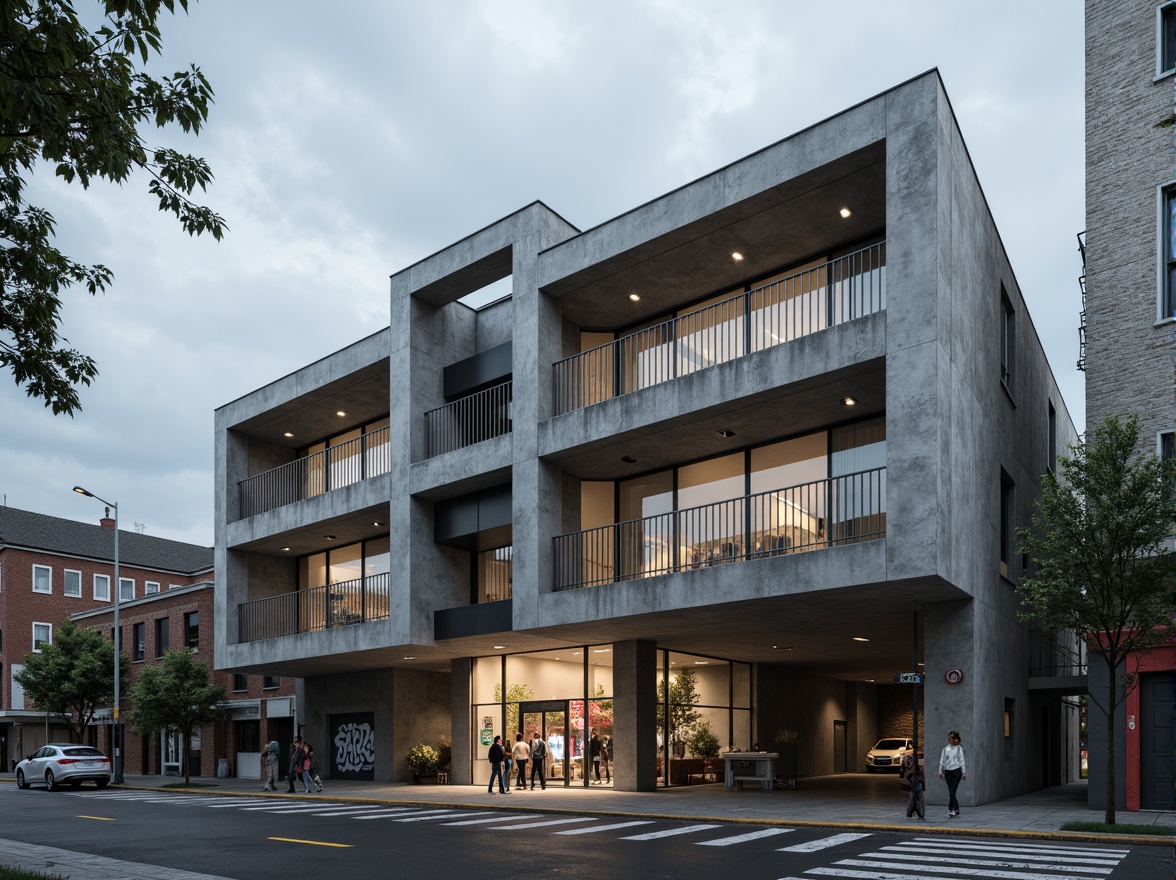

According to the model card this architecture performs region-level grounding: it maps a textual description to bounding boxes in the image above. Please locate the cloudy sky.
[0,1,1085,545]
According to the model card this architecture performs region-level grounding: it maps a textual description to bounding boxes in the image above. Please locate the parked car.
[865,737,913,772]
[15,744,111,791]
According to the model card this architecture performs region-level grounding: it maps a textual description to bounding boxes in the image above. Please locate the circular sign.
[945,668,964,685]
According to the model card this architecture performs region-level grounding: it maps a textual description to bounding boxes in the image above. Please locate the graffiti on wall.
[331,714,376,779]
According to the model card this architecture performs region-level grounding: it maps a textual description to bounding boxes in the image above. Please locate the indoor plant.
[406,743,441,781]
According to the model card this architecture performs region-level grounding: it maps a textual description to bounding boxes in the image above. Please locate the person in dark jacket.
[286,738,305,793]
[487,735,508,794]
[529,732,547,790]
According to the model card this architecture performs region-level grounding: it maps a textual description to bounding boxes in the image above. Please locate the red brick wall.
[0,546,209,710]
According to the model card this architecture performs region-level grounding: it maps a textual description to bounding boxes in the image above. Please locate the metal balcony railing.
[1029,629,1088,678]
[424,380,513,458]
[238,427,390,519]
[553,467,886,590]
[553,242,886,415]
[237,572,391,642]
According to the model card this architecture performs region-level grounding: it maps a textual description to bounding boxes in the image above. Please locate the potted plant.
[686,721,721,760]
[657,668,702,758]
[773,728,799,788]
[406,743,441,782]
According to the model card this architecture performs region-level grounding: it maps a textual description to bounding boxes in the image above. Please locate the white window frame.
[32,564,51,594]
[1158,2,1176,79]
[1158,181,1176,323]
[94,573,111,601]
[63,568,82,598]
[32,622,52,652]
[119,577,135,602]
[145,581,161,595]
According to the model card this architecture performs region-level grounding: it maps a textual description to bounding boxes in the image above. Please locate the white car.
[865,737,913,772]
[15,744,111,790]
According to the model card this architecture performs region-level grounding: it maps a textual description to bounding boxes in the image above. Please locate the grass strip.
[0,866,68,880]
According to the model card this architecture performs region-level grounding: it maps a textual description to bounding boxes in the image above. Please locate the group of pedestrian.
[588,727,612,784]
[900,730,967,820]
[491,728,600,793]
[265,737,322,794]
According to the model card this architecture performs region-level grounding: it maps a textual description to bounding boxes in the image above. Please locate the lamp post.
[73,486,123,784]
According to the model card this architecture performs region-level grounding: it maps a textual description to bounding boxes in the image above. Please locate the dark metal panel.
[443,341,513,400]
[434,599,514,640]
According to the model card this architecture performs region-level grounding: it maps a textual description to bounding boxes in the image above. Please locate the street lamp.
[73,486,124,784]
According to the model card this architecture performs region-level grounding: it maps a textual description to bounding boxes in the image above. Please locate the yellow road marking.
[268,837,353,849]
[77,815,115,821]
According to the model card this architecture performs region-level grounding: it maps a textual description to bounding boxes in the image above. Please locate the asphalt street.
[0,786,1170,880]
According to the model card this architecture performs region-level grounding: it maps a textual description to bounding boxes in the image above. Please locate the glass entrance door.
[520,701,576,787]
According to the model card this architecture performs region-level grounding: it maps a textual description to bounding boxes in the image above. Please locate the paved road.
[0,787,1170,880]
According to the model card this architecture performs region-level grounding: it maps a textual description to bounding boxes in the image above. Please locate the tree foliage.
[13,619,127,743]
[1017,414,1176,824]
[656,667,702,746]
[0,0,225,415]
[128,648,225,784]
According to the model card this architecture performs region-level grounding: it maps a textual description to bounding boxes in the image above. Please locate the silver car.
[15,744,111,790]
[864,737,913,772]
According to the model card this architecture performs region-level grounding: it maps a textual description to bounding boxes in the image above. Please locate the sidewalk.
[6,771,1171,845]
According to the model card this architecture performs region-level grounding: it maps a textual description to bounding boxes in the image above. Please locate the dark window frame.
[154,617,170,658]
[1162,3,1176,75]
[184,611,199,650]
[132,622,144,662]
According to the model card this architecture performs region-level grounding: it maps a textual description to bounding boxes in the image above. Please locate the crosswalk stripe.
[498,817,599,830]
[696,827,795,846]
[807,870,966,880]
[778,833,870,853]
[620,824,721,841]
[304,807,409,817]
[240,804,341,812]
[860,852,1112,875]
[880,845,1121,867]
[835,858,1104,880]
[441,814,542,826]
[393,811,481,822]
[353,809,456,820]
[912,838,1129,857]
[555,821,657,835]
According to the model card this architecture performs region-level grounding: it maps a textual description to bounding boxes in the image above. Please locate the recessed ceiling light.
[621,455,637,464]
[773,645,793,650]
[593,648,610,653]
[865,678,875,682]
[731,251,744,262]
[839,207,852,218]
[573,652,580,656]
[281,547,290,552]
[403,656,416,660]
[694,660,709,665]
[841,396,857,406]
[853,636,870,642]
[324,535,337,541]
[283,432,294,438]
[373,521,384,527]
[628,293,641,302]
[493,645,505,650]
[336,410,346,417]
[717,429,735,438]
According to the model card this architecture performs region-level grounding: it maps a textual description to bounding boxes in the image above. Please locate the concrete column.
[451,658,473,785]
[613,639,657,791]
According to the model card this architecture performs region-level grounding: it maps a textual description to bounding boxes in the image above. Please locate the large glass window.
[184,611,199,649]
[132,623,144,661]
[477,546,512,602]
[155,617,169,657]
[93,573,110,601]
[64,569,82,598]
[678,453,744,567]
[618,470,674,579]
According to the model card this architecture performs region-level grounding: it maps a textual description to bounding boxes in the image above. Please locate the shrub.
[406,743,441,776]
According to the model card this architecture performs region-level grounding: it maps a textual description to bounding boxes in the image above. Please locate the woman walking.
[937,731,967,817]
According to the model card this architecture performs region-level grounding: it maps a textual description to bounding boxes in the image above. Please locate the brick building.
[1084,0,1176,812]
[74,585,296,781]
[0,505,214,769]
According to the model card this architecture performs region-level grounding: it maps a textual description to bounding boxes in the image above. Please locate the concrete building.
[0,505,213,769]
[215,70,1079,804]
[1083,0,1176,812]
[73,584,296,780]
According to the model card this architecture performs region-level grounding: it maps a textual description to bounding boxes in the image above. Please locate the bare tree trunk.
[1104,662,1117,826]
[183,731,191,786]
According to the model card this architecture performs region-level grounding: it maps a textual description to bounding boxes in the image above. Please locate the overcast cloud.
[0,0,1085,544]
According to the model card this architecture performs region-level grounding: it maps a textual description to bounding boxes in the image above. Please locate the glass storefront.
[470,646,751,788]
